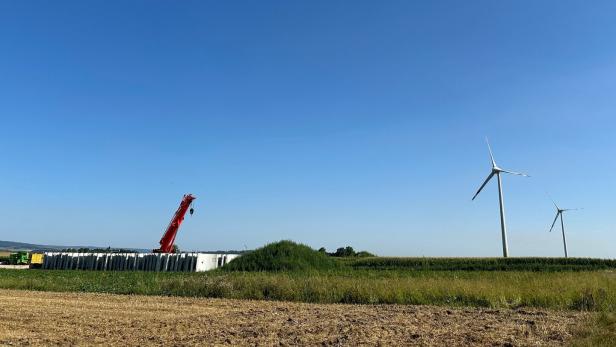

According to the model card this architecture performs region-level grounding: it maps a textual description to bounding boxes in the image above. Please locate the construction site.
[2,2,616,345]
[0,194,240,272]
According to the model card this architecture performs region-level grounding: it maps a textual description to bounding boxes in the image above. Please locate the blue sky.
[1,1,614,257]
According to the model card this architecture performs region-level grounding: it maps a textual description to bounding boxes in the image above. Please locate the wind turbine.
[548,197,581,258]
[472,138,529,258]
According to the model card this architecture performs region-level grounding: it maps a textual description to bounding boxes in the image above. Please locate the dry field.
[0,265,29,270]
[0,289,585,346]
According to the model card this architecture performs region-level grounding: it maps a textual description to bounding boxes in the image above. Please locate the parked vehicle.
[9,251,29,265]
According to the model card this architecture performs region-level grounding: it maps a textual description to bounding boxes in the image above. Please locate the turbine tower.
[548,198,581,258]
[472,138,529,258]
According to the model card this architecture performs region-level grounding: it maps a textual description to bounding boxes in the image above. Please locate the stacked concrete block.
[42,252,240,272]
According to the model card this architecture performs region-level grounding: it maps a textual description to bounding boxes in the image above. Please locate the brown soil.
[0,289,584,346]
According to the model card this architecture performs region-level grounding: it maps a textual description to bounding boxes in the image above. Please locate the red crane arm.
[155,194,196,253]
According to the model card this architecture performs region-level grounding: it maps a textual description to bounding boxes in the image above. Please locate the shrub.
[223,240,338,272]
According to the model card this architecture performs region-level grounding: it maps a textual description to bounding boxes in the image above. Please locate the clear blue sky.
[1,1,614,257]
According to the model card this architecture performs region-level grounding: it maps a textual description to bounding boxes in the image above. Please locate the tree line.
[318,246,375,258]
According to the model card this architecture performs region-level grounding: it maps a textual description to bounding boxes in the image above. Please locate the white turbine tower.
[472,138,529,258]
[548,198,581,258]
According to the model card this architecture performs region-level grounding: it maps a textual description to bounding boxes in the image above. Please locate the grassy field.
[0,251,11,263]
[570,311,616,346]
[0,268,614,311]
[1,241,613,345]
[350,257,616,271]
[0,266,614,345]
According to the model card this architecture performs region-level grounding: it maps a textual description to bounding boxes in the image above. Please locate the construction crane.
[154,194,196,253]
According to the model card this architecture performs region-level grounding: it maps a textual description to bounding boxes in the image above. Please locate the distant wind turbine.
[548,197,581,258]
[472,138,529,258]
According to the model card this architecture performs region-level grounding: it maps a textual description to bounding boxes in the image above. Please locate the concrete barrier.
[42,252,241,272]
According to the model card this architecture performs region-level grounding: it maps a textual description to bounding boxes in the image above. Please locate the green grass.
[0,268,614,311]
[571,312,616,347]
[223,240,339,271]
[350,257,616,271]
[3,250,615,344]
[2,243,614,344]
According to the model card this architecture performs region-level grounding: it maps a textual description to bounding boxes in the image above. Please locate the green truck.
[8,252,29,265]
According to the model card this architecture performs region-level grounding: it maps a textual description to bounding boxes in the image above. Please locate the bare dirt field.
[0,289,584,346]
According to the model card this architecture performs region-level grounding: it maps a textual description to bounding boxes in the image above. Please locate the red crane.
[154,194,196,253]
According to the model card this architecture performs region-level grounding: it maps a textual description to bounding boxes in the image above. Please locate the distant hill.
[0,240,236,253]
[0,240,69,251]
[0,240,149,252]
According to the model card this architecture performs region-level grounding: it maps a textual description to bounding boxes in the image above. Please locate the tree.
[172,244,180,253]
[318,247,327,254]
[333,246,356,257]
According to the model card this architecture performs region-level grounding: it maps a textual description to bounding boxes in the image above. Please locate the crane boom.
[154,194,196,253]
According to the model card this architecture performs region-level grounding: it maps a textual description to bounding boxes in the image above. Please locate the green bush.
[223,240,338,272]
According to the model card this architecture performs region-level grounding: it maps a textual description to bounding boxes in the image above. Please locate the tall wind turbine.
[472,138,529,258]
[548,198,581,258]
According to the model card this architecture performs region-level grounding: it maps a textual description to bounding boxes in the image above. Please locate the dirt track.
[0,289,584,346]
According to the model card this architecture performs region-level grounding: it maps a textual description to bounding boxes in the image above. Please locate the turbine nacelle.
[548,194,581,212]
[472,139,529,201]
[548,200,581,233]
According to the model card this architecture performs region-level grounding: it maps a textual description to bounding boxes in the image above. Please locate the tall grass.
[0,269,614,311]
[571,312,616,346]
[2,242,614,313]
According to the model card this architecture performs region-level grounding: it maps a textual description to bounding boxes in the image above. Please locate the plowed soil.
[0,289,584,346]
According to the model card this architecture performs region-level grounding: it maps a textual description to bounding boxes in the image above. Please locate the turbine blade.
[545,192,559,210]
[485,137,497,168]
[563,208,583,212]
[472,172,495,201]
[549,212,560,232]
[500,169,530,177]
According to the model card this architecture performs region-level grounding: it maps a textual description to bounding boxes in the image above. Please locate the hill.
[0,240,149,253]
[0,240,68,252]
[0,240,234,253]
[223,240,338,271]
